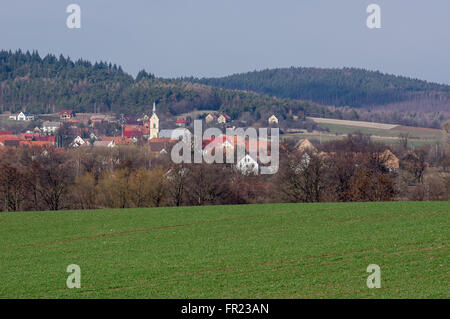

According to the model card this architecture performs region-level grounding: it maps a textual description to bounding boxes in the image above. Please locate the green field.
[0,202,449,298]
[318,123,443,146]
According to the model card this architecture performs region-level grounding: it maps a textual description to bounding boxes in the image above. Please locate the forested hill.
[189,67,450,111]
[0,50,447,128]
[0,50,322,119]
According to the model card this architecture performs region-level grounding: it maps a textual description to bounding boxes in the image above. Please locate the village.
[0,104,289,175]
[0,102,435,178]
[1,102,449,211]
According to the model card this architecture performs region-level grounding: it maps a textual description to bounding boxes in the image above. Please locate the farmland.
[0,202,448,299]
[294,118,445,146]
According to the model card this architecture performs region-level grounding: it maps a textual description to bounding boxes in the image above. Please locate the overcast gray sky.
[1,0,450,84]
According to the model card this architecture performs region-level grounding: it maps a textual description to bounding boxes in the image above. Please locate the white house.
[236,154,259,175]
[9,112,35,121]
[17,112,35,121]
[70,136,89,148]
[268,115,279,125]
[42,121,62,134]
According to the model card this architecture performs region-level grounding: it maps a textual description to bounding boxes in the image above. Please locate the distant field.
[308,117,399,130]
[304,118,444,146]
[0,202,448,298]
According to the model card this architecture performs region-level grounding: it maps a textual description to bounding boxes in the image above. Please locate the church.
[147,102,191,141]
[149,102,159,139]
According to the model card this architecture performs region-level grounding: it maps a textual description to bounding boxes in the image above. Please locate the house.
[90,115,106,126]
[93,140,115,148]
[35,135,56,145]
[295,139,318,154]
[60,110,75,120]
[123,127,144,139]
[379,149,400,172]
[159,128,191,140]
[137,114,150,122]
[23,133,41,140]
[202,135,235,155]
[17,112,35,121]
[70,136,89,148]
[148,137,176,155]
[99,136,135,145]
[8,112,35,121]
[0,135,19,146]
[42,121,62,134]
[236,154,259,175]
[268,115,279,125]
[205,113,217,124]
[19,140,52,148]
[175,118,190,127]
[217,113,231,124]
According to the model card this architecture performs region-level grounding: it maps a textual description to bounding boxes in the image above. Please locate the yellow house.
[205,113,216,124]
[217,114,230,124]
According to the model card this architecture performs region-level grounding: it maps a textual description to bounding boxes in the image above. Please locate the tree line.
[2,50,446,128]
[190,67,450,128]
[0,50,320,120]
[1,134,448,212]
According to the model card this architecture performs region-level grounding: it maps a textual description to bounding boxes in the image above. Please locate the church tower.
[149,102,159,139]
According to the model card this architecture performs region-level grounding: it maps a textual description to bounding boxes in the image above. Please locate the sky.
[1,0,450,84]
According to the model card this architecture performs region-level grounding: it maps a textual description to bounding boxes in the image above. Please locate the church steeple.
[149,101,159,139]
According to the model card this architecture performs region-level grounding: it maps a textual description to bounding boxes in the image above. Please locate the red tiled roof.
[100,136,134,145]
[19,141,51,147]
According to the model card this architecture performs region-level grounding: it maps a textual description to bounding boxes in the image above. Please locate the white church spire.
[149,101,159,139]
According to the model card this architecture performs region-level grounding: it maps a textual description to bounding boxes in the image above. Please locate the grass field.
[305,120,444,146]
[0,202,448,298]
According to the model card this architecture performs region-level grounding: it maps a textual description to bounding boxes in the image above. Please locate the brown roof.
[149,138,176,153]
[99,136,134,145]
[295,139,317,153]
[380,149,399,170]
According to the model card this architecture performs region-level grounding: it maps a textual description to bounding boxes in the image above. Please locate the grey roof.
[43,122,62,127]
[93,141,114,147]
[159,129,192,140]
